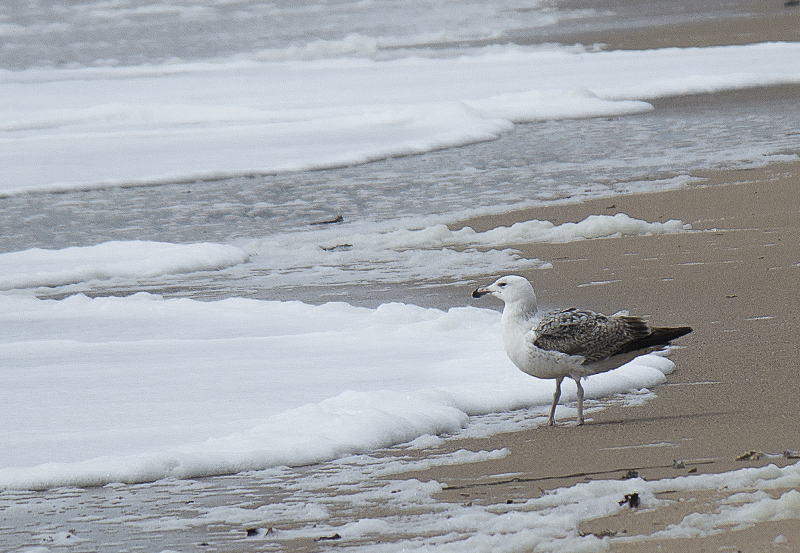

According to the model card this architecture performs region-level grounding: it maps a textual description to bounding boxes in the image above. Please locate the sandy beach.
[3,3,799,552]
[427,158,800,550]
[402,23,800,551]
[260,97,799,550]
[260,152,800,552]
[283,78,800,550]
[420,22,800,550]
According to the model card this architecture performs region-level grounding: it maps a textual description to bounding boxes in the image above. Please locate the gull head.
[472,275,537,308]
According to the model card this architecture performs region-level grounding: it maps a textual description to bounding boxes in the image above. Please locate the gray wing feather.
[533,308,650,363]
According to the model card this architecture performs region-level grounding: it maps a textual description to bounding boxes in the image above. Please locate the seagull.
[473,275,692,426]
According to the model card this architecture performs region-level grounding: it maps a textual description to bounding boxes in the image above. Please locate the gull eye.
[498,282,506,287]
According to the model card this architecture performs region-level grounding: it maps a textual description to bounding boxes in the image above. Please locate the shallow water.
[2,1,799,551]
[1,86,797,311]
[4,422,799,552]
[0,0,767,71]
[3,88,798,254]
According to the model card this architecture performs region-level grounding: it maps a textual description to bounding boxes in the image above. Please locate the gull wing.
[532,308,650,363]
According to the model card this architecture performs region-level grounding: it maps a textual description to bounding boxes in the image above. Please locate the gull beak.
[472,285,491,298]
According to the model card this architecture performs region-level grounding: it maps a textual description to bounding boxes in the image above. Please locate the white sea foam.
[23,438,793,552]
[306,460,800,551]
[0,241,249,290]
[240,213,687,287]
[0,292,676,490]
[0,213,685,290]
[3,42,800,195]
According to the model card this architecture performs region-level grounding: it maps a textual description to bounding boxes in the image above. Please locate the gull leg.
[573,376,585,426]
[547,377,563,426]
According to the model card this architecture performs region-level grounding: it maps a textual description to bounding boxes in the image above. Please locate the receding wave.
[0,214,685,291]
[3,42,800,196]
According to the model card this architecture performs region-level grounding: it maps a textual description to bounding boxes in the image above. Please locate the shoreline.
[534,0,800,50]
[6,158,796,552]
[5,1,800,548]
[243,152,799,553]
[455,159,800,451]
[401,158,800,549]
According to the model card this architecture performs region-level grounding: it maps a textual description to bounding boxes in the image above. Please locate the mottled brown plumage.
[534,308,651,363]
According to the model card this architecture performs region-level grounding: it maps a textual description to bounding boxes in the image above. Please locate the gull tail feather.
[616,326,693,355]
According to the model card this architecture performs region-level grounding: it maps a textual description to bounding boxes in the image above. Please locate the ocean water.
[3,39,799,302]
[2,0,799,550]
[1,0,783,71]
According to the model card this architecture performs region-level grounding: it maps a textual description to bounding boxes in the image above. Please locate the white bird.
[473,275,692,426]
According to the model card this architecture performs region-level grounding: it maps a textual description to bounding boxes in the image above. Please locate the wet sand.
[244,143,800,553]
[408,156,800,549]
[291,6,800,547]
[7,157,795,551]
[531,0,800,50]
